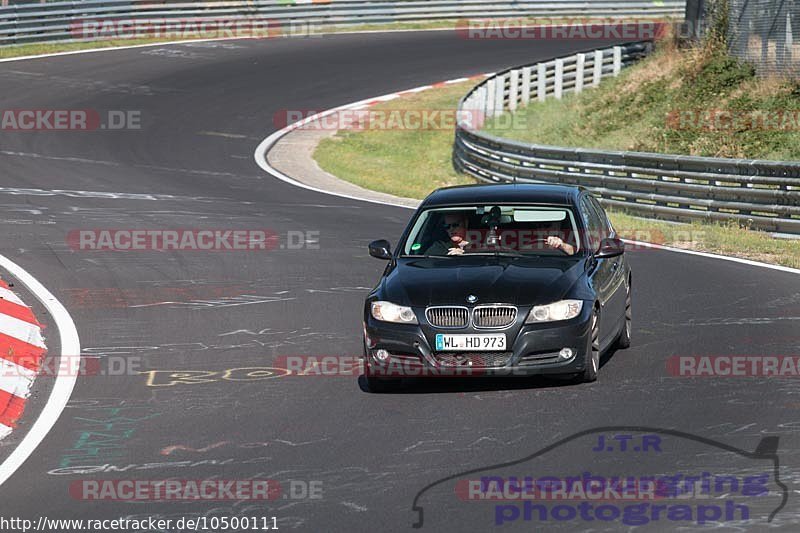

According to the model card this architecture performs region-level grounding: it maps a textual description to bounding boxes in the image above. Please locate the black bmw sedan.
[362,184,631,392]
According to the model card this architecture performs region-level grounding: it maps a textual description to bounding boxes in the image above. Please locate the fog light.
[559,348,574,360]
[374,349,390,362]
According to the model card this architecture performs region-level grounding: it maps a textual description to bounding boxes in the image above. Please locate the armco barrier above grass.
[454,41,800,235]
[0,0,685,46]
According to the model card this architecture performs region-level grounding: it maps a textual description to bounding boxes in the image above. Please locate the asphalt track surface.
[0,31,798,532]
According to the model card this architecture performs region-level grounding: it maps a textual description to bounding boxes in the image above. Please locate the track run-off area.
[0,30,798,532]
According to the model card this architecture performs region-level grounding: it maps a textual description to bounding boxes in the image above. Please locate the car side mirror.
[369,239,392,260]
[596,237,625,258]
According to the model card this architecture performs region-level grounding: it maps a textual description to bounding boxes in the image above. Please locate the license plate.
[435,334,506,351]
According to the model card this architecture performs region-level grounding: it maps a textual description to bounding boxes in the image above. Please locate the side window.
[579,197,601,252]
[589,196,613,237]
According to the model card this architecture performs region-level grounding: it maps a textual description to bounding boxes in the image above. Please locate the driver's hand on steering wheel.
[546,236,575,255]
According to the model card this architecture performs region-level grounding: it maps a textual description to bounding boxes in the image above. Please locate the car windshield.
[401,205,581,257]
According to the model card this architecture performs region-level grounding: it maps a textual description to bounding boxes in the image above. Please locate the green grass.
[483,40,800,160]
[0,39,181,59]
[313,60,800,269]
[608,211,800,269]
[314,81,477,199]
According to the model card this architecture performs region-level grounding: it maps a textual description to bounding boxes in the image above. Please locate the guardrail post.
[612,46,622,76]
[593,50,603,86]
[494,73,506,115]
[521,66,532,106]
[483,81,494,117]
[537,63,547,102]
[554,59,564,99]
[486,79,496,117]
[464,93,475,115]
[784,13,793,66]
[476,86,487,116]
[575,53,586,94]
[509,69,519,111]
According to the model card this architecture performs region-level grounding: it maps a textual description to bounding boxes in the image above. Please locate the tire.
[616,279,632,349]
[583,308,600,383]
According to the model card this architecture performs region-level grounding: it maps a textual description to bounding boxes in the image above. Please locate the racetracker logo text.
[455,19,669,40]
[67,229,279,251]
[69,18,321,40]
[0,110,140,131]
[69,479,281,500]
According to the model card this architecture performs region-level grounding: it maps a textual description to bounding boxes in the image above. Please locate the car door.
[578,195,616,346]
[589,196,627,335]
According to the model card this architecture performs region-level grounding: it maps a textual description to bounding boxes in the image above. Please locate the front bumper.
[363,303,592,378]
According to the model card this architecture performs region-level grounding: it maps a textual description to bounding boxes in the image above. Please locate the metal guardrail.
[454,41,800,234]
[0,0,686,46]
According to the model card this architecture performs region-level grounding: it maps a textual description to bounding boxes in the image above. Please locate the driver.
[425,212,470,256]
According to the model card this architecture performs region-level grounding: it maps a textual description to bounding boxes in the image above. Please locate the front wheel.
[583,308,600,383]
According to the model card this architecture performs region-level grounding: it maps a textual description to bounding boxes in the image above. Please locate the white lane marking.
[0,185,207,202]
[0,150,118,166]
[0,254,81,488]
[0,287,25,306]
[0,37,254,64]
[0,359,37,397]
[0,25,484,65]
[0,313,44,347]
[0,424,11,439]
[0,150,245,179]
[254,84,800,277]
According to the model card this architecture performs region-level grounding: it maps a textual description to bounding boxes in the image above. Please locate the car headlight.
[525,300,583,323]
[371,301,418,324]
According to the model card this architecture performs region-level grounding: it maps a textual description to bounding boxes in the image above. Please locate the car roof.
[420,183,585,208]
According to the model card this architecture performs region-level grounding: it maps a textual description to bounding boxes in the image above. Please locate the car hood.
[380,256,586,307]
